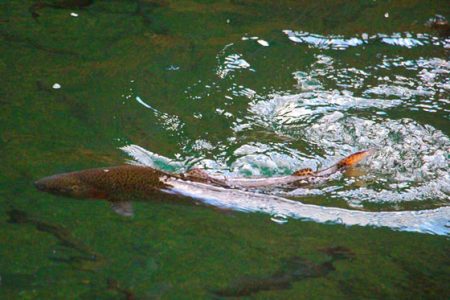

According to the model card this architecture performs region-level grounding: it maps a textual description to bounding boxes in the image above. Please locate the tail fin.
[336,149,374,169]
[312,149,374,177]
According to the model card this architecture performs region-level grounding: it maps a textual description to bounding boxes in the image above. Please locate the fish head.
[34,172,107,199]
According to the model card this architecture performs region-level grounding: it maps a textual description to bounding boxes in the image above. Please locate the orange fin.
[314,149,374,177]
[292,168,315,176]
[336,149,373,169]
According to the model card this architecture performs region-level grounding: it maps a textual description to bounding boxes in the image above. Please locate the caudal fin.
[312,149,374,177]
[336,149,374,168]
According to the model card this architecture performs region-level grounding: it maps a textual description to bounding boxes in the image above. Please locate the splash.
[119,25,449,235]
[249,92,401,128]
[134,96,185,134]
[303,113,450,204]
[121,145,449,235]
[165,177,450,236]
[121,144,184,173]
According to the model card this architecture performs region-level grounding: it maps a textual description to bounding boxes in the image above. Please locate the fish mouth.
[34,177,72,195]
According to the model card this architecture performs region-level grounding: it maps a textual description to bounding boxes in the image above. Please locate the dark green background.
[1,1,449,299]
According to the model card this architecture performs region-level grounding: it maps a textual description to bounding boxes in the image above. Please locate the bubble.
[270,213,288,224]
[257,39,269,47]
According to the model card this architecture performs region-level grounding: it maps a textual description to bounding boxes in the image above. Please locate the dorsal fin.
[185,168,211,180]
[183,168,228,187]
[292,168,314,176]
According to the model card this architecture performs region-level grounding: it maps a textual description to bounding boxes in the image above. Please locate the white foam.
[166,178,450,235]
[121,144,184,172]
[249,92,401,128]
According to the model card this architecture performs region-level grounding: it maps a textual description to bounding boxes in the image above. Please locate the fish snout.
[34,173,95,198]
[34,175,67,194]
[34,179,46,191]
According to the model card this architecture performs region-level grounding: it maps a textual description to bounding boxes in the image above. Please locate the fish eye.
[71,185,81,192]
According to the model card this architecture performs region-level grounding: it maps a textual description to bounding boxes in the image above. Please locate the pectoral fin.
[110,201,134,217]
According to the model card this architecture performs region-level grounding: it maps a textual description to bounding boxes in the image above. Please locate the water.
[1,1,449,298]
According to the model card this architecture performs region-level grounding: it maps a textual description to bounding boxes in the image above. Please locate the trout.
[33,149,450,235]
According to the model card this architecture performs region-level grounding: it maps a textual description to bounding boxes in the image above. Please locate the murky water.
[1,1,449,299]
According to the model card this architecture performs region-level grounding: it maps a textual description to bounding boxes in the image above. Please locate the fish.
[34,149,372,202]
[34,150,450,235]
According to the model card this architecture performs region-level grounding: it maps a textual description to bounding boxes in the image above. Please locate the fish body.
[34,165,186,216]
[34,165,181,203]
[33,149,449,235]
[35,150,373,199]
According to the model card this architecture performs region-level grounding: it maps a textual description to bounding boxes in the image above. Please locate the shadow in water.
[30,0,94,20]
[213,246,355,297]
[7,208,104,271]
[107,278,136,300]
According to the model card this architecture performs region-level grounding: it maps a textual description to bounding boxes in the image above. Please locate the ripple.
[120,27,448,231]
[249,92,401,129]
[217,53,253,78]
[283,30,449,49]
[134,96,185,134]
[283,30,364,50]
[229,143,312,176]
[121,144,184,172]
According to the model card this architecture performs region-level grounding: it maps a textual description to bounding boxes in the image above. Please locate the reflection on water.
[283,30,449,49]
[1,0,449,298]
[217,53,253,78]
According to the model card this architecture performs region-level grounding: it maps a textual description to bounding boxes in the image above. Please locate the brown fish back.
[76,165,172,196]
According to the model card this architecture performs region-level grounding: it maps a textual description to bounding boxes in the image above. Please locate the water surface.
[1,1,449,299]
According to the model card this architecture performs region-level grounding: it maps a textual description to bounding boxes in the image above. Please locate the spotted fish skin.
[292,168,314,177]
[182,168,228,187]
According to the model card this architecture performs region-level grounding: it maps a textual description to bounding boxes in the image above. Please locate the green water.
[1,1,449,299]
